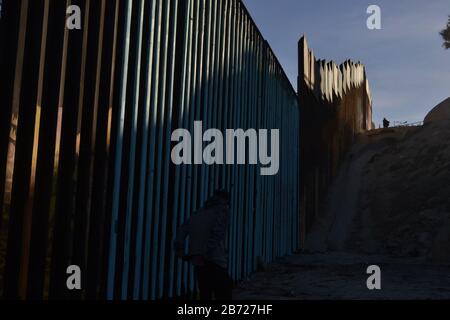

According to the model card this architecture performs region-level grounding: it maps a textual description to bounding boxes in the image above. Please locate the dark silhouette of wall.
[298,36,373,241]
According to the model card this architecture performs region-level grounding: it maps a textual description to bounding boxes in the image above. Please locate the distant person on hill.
[175,190,232,300]
[383,117,390,128]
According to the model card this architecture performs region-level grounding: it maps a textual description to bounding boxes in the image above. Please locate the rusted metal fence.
[0,0,301,299]
[298,36,373,236]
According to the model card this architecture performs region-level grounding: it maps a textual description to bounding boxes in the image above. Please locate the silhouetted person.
[383,117,390,128]
[175,190,232,300]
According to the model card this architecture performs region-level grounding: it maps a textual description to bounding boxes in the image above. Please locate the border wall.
[0,0,300,299]
[298,36,373,239]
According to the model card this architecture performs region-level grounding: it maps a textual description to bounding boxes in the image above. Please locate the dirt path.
[303,139,386,252]
[234,252,450,300]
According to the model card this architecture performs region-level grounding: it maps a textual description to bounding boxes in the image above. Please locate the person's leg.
[210,264,233,300]
[195,265,213,300]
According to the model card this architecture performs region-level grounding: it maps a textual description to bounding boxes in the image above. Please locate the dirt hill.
[234,99,450,300]
[355,104,450,262]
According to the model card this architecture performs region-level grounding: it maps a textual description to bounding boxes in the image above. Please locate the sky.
[243,0,450,126]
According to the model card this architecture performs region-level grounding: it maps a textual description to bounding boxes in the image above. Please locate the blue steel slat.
[257,35,265,262]
[133,0,157,300]
[121,0,145,299]
[158,0,178,299]
[261,45,269,264]
[208,0,217,196]
[216,0,227,190]
[150,0,172,300]
[263,52,272,262]
[142,0,164,300]
[253,36,261,263]
[282,92,288,255]
[226,0,237,278]
[247,27,259,275]
[189,0,205,226]
[199,0,212,206]
[211,0,222,192]
[230,2,243,280]
[237,2,246,279]
[188,0,206,293]
[222,0,232,191]
[107,0,133,300]
[182,0,199,296]
[268,56,275,263]
[244,19,254,277]
[220,0,231,256]
[168,0,192,298]
[205,0,218,195]
[252,26,259,272]
[242,16,250,277]
[205,0,217,198]
[275,67,282,258]
[237,10,249,279]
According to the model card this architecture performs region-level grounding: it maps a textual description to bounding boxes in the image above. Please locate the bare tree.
[441,15,450,49]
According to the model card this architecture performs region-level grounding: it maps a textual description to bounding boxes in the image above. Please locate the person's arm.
[174,219,190,257]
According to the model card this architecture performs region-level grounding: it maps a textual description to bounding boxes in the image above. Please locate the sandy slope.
[235,105,450,300]
[357,121,450,261]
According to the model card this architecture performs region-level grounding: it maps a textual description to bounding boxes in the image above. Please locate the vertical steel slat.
[17,0,51,298]
[0,0,22,233]
[229,1,241,280]
[48,0,87,299]
[150,0,171,299]
[215,0,226,191]
[168,0,191,298]
[237,7,248,280]
[221,0,231,191]
[209,0,220,193]
[224,0,234,276]
[72,0,105,299]
[158,0,178,299]
[121,0,145,300]
[189,0,204,235]
[211,0,219,192]
[181,0,196,296]
[26,0,67,299]
[132,0,157,300]
[142,0,164,300]
[185,0,203,294]
[106,0,133,300]
[186,0,206,292]
[247,26,256,274]
[86,0,118,300]
[3,0,45,299]
[199,0,211,206]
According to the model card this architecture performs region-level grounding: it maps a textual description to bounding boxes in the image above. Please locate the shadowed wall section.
[298,36,373,241]
[0,0,300,299]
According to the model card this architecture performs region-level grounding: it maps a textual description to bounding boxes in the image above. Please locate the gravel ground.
[234,252,450,300]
